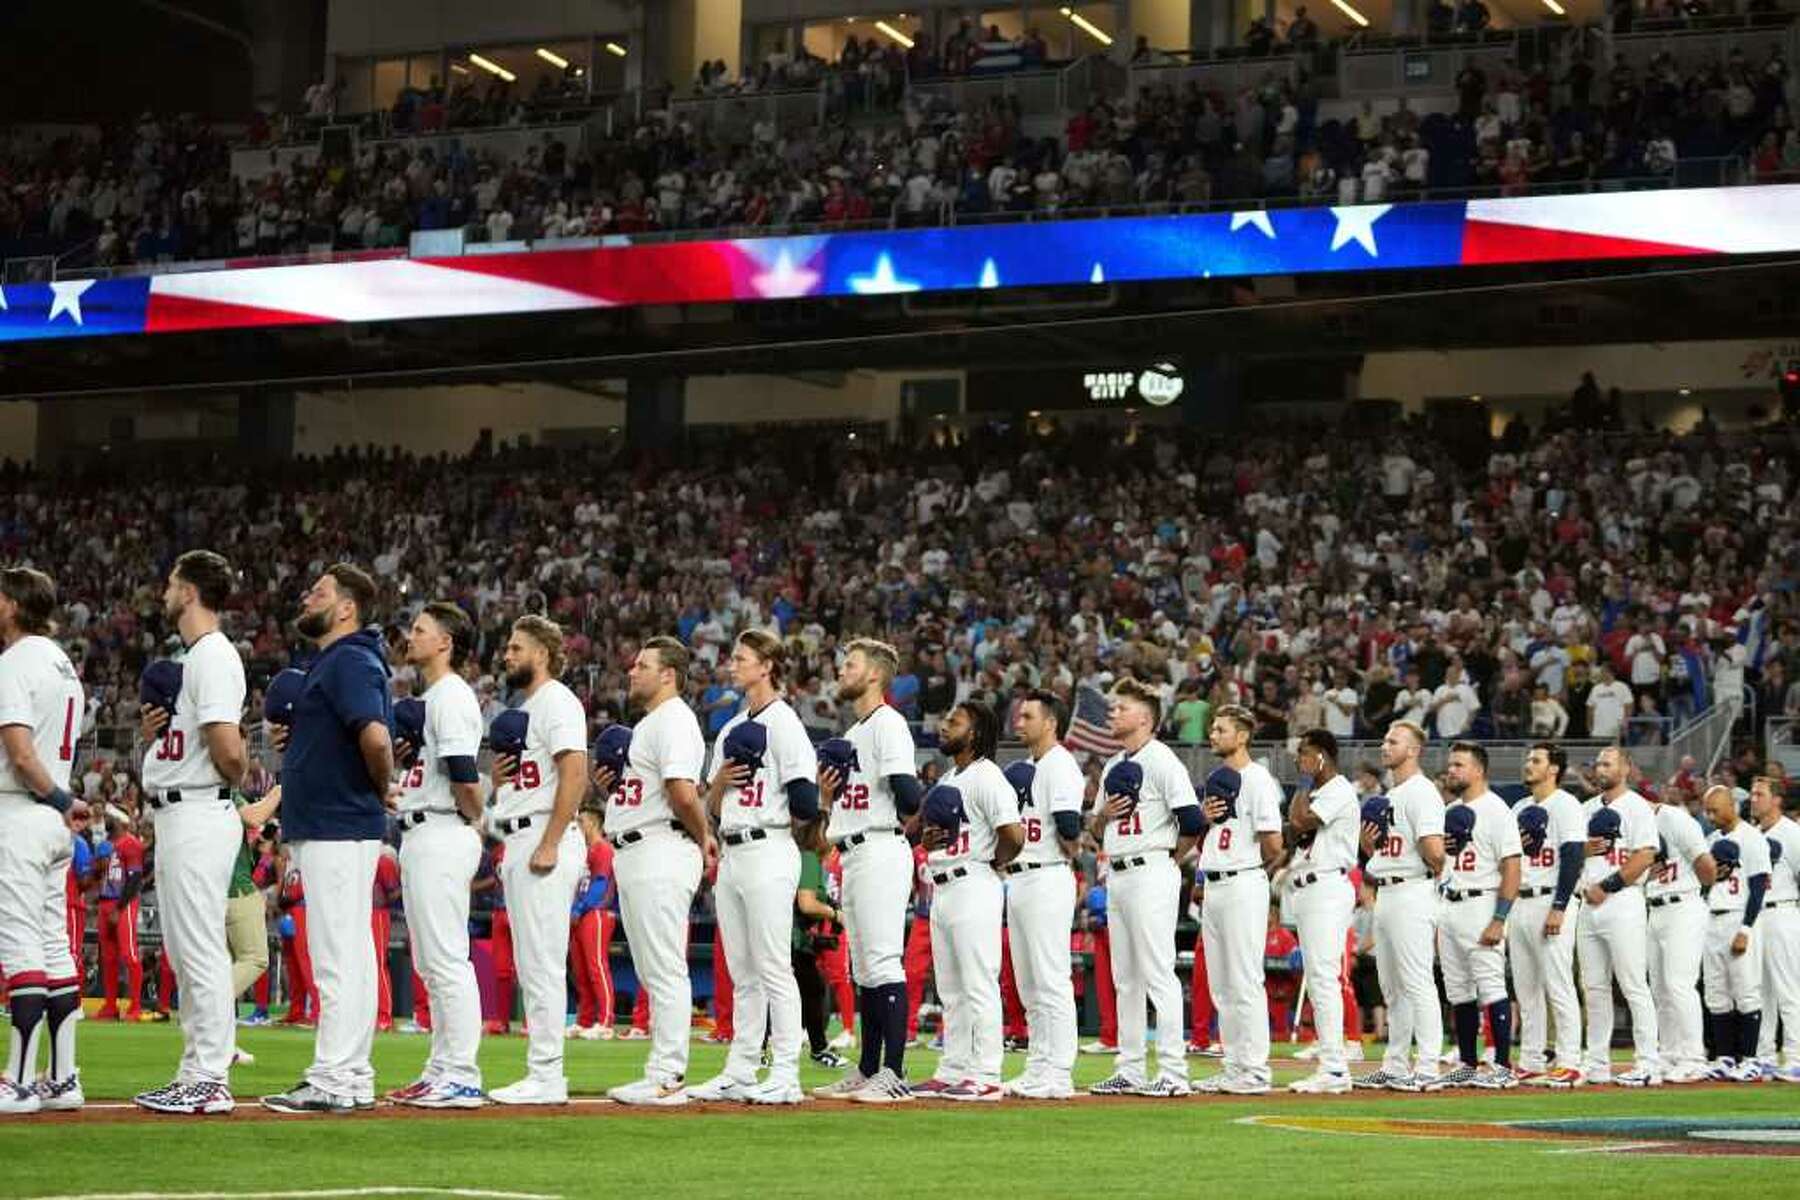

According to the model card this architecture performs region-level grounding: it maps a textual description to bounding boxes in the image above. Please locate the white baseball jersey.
[1366,770,1445,879]
[1198,759,1282,872]
[1015,743,1082,866]
[1763,815,1800,902]
[1709,823,1772,918]
[1296,773,1361,873]
[1645,802,1710,900]
[396,672,484,816]
[1579,790,1658,887]
[1099,737,1198,858]
[140,630,246,793]
[491,679,588,823]
[709,697,813,834]
[0,634,84,795]
[825,703,914,840]
[1516,788,1586,890]
[927,758,1020,871]
[1445,791,1523,891]
[605,693,702,836]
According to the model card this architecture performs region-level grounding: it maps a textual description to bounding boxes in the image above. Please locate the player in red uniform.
[93,807,146,1021]
[372,847,401,1032]
[1264,902,1303,1037]
[480,841,515,1035]
[1079,864,1118,1055]
[1188,932,1217,1053]
[569,811,617,1039]
[903,844,933,1041]
[818,847,857,1045]
[66,808,99,970]
[277,858,317,1025]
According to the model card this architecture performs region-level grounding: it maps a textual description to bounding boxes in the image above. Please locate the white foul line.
[27,1190,562,1200]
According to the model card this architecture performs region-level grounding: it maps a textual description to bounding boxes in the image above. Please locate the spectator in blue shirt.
[701,667,742,736]
[261,563,394,1116]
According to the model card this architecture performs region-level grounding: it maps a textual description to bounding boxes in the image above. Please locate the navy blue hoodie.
[281,626,392,842]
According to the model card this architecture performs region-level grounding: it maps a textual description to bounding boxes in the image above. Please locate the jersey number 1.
[59,697,75,761]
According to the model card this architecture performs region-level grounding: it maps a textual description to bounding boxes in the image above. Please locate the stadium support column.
[239,391,295,459]
[627,377,686,453]
[245,0,320,113]
[1186,356,1244,429]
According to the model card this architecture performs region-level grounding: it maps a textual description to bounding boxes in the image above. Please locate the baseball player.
[1355,722,1446,1092]
[372,848,401,1032]
[912,702,1024,1101]
[385,602,487,1109]
[1086,678,1204,1097]
[1645,781,1717,1083]
[1750,776,1800,1080]
[569,809,617,1040]
[690,630,820,1105]
[1430,743,1522,1089]
[94,806,146,1021]
[812,639,923,1104]
[603,636,712,1107]
[1001,690,1083,1099]
[0,567,87,1115]
[260,565,394,1116]
[486,616,588,1106]
[1285,729,1361,1094]
[65,810,95,966]
[1576,745,1662,1086]
[1509,742,1586,1087]
[1701,785,1771,1080]
[132,551,254,1116]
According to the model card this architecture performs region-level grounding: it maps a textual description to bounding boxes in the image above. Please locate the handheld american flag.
[1065,685,1123,757]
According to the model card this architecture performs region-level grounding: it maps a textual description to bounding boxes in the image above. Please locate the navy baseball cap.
[1771,840,1785,868]
[1445,804,1476,851]
[1587,807,1622,842]
[263,668,307,726]
[1104,760,1144,805]
[1517,804,1549,856]
[923,784,965,833]
[489,709,529,757]
[817,738,860,778]
[722,721,768,772]
[1003,760,1036,811]
[393,698,426,765]
[1361,795,1393,835]
[1713,838,1741,873]
[139,661,182,713]
[1203,765,1241,819]
[592,724,632,779]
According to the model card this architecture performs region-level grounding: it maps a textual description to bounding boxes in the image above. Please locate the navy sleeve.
[1553,842,1584,910]
[1053,811,1082,840]
[786,779,821,821]
[1176,806,1205,836]
[890,774,923,817]
[1744,873,1769,927]
[322,650,389,733]
[444,755,479,784]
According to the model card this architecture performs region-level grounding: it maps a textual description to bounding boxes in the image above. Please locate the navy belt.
[609,819,685,849]
[147,786,230,811]
[1766,898,1798,910]
[400,809,460,830]
[723,827,785,848]
[1517,886,1555,900]
[931,865,975,886]
[1005,861,1056,876]
[496,815,537,836]
[1443,887,1490,903]
[1648,893,1691,909]
[1204,866,1260,883]
[1291,867,1347,890]
[1113,854,1162,873]
[835,827,903,853]
[1374,874,1426,887]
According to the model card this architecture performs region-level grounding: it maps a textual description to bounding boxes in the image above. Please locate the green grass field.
[2,1020,1797,1199]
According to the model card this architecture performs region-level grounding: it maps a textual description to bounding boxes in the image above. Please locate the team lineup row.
[1,557,1799,1116]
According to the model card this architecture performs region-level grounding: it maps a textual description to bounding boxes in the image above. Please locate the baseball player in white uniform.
[1701,785,1771,1080]
[1285,729,1361,1094]
[1086,678,1204,1098]
[603,635,712,1107]
[1750,776,1800,1080]
[1356,722,1446,1092]
[1002,690,1083,1099]
[387,602,487,1109]
[487,616,588,1106]
[690,630,819,1106]
[813,639,923,1105]
[133,551,253,1116]
[1431,742,1522,1089]
[1576,745,1662,1086]
[0,567,87,1115]
[1509,742,1586,1087]
[1645,785,1717,1083]
[914,702,1024,1101]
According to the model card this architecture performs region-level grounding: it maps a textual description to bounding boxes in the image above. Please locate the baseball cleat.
[1727,1060,1765,1083]
[0,1081,41,1115]
[1080,1041,1119,1055]
[1351,1068,1401,1090]
[1346,1041,1366,1061]
[847,1068,915,1104]
[1192,1072,1233,1094]
[491,1077,571,1105]
[1772,1066,1800,1084]
[407,1082,487,1109]
[230,1048,256,1067]
[743,1077,805,1105]
[261,1082,355,1114]
[620,1027,649,1040]
[605,1077,685,1106]
[1132,1075,1193,1098]
[809,1049,848,1070]
[685,1074,753,1103]
[33,1074,84,1111]
[136,1081,232,1115]
[1290,1071,1352,1095]
[1423,1065,1481,1091]
[908,1078,955,1099]
[828,1030,854,1049]
[1387,1072,1428,1092]
[1088,1073,1140,1096]
[1471,1065,1518,1090]
[1705,1059,1737,1081]
[1663,1064,1711,1085]
[1541,1067,1584,1089]
[1613,1070,1661,1088]
[811,1070,866,1099]
[1001,1074,1040,1097]
[942,1080,1004,1102]
[385,1079,433,1102]
[1512,1067,1545,1084]
[1292,1044,1320,1061]
[1219,1073,1271,1096]
[1009,1076,1075,1100]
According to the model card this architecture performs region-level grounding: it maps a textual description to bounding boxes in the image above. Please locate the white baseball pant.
[291,838,380,1100]
[1006,865,1078,1085]
[500,825,583,1084]
[841,834,912,988]
[1374,878,1442,1078]
[929,867,1005,1086]
[715,834,803,1083]
[1291,872,1355,1075]
[1576,888,1659,1079]
[1437,896,1508,1006]
[1757,904,1800,1063]
[1108,855,1187,1086]
[1203,870,1273,1079]
[1647,895,1707,1073]
[1702,912,1764,1014]
[0,797,78,1084]
[152,798,241,1085]
[400,817,483,1088]
[1506,895,1580,1072]
[614,832,702,1084]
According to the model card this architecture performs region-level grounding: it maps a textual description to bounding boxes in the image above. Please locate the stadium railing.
[1770,716,1800,778]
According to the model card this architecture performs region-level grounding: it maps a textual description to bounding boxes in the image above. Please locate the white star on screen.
[978,258,1000,289]
[1328,205,1393,256]
[1089,262,1105,283]
[749,249,821,298]
[1229,210,1276,239]
[846,253,921,295]
[46,280,95,326]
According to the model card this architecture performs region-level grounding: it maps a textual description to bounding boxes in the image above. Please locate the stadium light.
[1542,0,1567,12]
[536,48,570,69]
[469,53,517,82]
[449,63,470,75]
[1330,0,1372,27]
[605,41,628,57]
[1059,7,1115,45]
[875,20,915,47]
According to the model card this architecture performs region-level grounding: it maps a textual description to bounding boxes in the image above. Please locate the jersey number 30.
[152,729,186,762]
